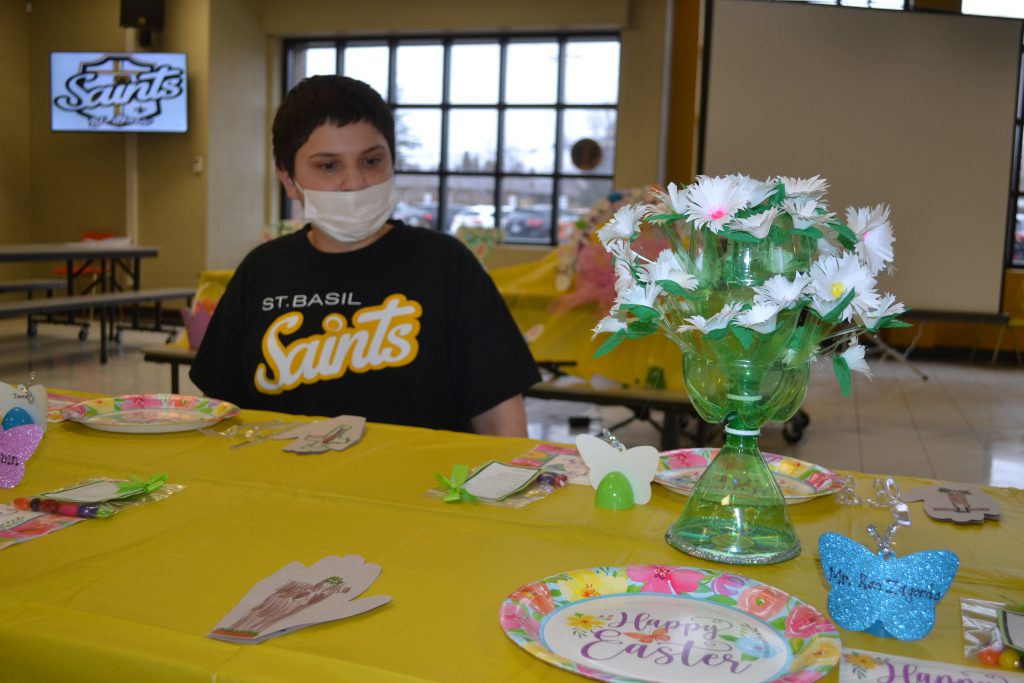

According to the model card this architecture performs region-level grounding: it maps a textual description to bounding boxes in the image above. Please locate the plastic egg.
[979,648,1003,667]
[998,648,1021,670]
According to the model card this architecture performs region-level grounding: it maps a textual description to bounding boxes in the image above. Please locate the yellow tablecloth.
[1,409,1022,682]
[490,251,687,390]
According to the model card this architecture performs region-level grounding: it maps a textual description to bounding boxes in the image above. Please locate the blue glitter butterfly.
[818,530,959,641]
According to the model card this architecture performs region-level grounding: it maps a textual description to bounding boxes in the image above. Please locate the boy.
[190,76,540,436]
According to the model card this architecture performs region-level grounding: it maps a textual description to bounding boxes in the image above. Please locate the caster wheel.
[114,329,125,344]
[78,326,89,341]
[782,420,804,444]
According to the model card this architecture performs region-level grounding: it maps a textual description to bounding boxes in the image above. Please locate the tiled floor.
[3,317,1022,488]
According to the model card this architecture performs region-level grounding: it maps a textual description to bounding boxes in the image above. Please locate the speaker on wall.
[121,0,163,47]
[120,0,164,30]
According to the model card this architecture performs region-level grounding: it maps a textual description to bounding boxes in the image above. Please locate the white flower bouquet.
[591,174,908,395]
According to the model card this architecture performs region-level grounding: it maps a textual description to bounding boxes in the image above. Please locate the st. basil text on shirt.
[255,294,422,394]
[261,292,362,311]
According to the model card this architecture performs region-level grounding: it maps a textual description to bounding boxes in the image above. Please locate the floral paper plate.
[500,565,840,683]
[60,394,239,434]
[655,448,843,504]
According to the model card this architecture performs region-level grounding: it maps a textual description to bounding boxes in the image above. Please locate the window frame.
[280,33,621,246]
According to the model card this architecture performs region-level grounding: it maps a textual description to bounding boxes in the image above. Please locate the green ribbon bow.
[116,473,168,496]
[435,464,477,504]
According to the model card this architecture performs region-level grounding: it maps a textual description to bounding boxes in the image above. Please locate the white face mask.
[296,177,399,244]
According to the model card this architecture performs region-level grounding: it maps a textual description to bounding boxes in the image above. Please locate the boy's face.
[277,120,393,201]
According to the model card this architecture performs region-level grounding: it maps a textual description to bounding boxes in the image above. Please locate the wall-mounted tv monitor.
[50,51,187,133]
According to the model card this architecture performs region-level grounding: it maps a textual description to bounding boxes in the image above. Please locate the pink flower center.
[653,567,669,580]
[709,207,726,221]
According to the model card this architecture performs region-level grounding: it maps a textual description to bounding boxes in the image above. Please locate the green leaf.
[769,182,787,206]
[720,229,761,243]
[878,315,911,329]
[769,617,787,631]
[656,279,696,298]
[827,221,858,249]
[593,329,626,358]
[731,324,754,349]
[833,355,852,397]
[703,594,739,607]
[790,226,824,240]
[741,654,757,662]
[626,320,659,338]
[790,637,805,655]
[704,327,729,341]
[647,213,684,223]
[718,634,738,642]
[619,303,661,322]
[824,288,858,323]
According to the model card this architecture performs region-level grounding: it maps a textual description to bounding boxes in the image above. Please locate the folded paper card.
[271,416,366,454]
[208,554,390,644]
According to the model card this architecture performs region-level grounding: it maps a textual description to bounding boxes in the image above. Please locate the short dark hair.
[272,75,395,177]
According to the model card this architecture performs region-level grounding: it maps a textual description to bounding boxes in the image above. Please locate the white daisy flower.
[684,175,751,233]
[677,302,744,334]
[777,175,829,199]
[841,342,872,378]
[809,253,877,320]
[592,316,627,337]
[846,204,895,275]
[732,174,776,206]
[615,281,662,309]
[856,292,906,330]
[609,241,639,294]
[753,272,811,309]
[643,249,698,290]
[783,197,833,231]
[732,206,779,239]
[735,301,782,334]
[649,181,689,216]
[597,204,644,250]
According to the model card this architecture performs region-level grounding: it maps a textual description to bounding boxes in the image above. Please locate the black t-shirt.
[189,223,540,432]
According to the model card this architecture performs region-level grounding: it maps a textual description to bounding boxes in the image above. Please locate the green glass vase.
[665,352,809,564]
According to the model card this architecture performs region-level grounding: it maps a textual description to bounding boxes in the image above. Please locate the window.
[961,2,1024,266]
[282,35,621,245]
[769,0,906,8]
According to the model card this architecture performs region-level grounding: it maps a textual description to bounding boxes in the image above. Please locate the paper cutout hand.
[272,416,366,454]
[819,532,958,641]
[209,554,391,644]
[575,434,659,505]
[903,483,1002,523]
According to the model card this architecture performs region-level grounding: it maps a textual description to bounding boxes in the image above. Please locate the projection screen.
[703,0,1022,314]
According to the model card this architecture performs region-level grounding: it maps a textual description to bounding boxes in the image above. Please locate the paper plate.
[500,565,840,683]
[60,394,240,434]
[655,448,843,504]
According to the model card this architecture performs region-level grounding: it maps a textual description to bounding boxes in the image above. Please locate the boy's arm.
[469,394,528,437]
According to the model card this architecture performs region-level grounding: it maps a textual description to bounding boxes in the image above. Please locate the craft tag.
[819,532,959,641]
[272,416,366,454]
[0,425,44,488]
[903,483,1002,524]
[576,434,659,505]
[208,554,391,644]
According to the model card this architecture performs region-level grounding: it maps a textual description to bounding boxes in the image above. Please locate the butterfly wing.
[877,550,959,641]
[0,425,44,489]
[818,532,879,632]
[575,434,619,489]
